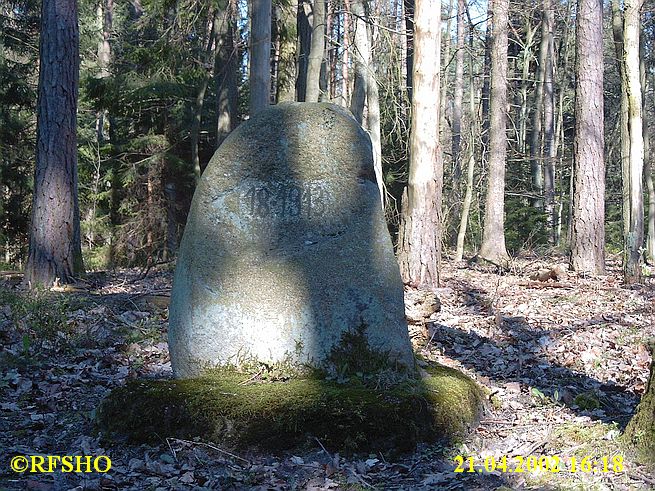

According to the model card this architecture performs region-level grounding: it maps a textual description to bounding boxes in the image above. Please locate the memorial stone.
[168,102,414,378]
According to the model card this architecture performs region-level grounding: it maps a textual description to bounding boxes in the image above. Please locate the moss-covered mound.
[96,364,484,453]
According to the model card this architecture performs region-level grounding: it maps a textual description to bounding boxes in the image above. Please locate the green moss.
[96,364,483,454]
[624,344,655,463]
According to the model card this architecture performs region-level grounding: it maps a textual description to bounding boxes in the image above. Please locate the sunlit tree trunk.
[250,0,272,114]
[478,0,509,264]
[530,9,547,209]
[643,35,655,264]
[543,0,556,243]
[622,0,644,284]
[306,0,325,101]
[25,0,84,287]
[397,0,442,289]
[450,0,465,241]
[455,10,476,262]
[570,0,605,274]
[276,0,298,102]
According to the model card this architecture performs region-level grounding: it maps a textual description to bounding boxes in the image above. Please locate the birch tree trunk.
[25,0,84,287]
[478,0,509,264]
[397,0,442,289]
[570,0,605,274]
[250,0,272,114]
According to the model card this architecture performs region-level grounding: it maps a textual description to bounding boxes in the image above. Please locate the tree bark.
[643,39,655,264]
[250,0,272,114]
[455,11,476,263]
[625,341,655,462]
[403,0,414,102]
[529,10,547,209]
[349,0,370,123]
[216,3,239,149]
[543,0,556,242]
[622,0,644,284]
[306,0,325,101]
[478,0,509,264]
[451,0,464,195]
[439,0,453,136]
[25,0,84,287]
[276,0,298,102]
[397,0,442,289]
[570,0,605,274]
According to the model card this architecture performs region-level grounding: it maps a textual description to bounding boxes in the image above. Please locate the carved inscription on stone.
[240,181,327,220]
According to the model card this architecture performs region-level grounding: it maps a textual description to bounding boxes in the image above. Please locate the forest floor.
[1,254,655,490]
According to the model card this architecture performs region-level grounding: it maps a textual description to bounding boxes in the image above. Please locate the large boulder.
[169,102,414,378]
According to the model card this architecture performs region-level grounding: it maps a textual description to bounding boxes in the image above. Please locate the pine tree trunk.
[478,0,509,264]
[397,0,442,290]
[306,0,325,102]
[25,0,84,287]
[570,0,605,274]
[250,0,272,114]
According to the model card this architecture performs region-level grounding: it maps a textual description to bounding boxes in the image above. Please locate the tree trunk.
[622,0,644,284]
[192,11,218,181]
[276,0,298,102]
[612,0,631,255]
[306,0,325,102]
[397,0,442,289]
[297,0,312,101]
[455,15,476,263]
[403,0,414,102]
[366,10,385,206]
[625,341,655,462]
[529,10,547,209]
[543,0,556,243]
[450,0,464,231]
[643,42,655,264]
[570,0,605,274]
[24,0,84,287]
[341,0,350,105]
[250,0,272,114]
[216,4,239,150]
[439,0,453,136]
[478,0,509,264]
[349,0,370,123]
[480,0,493,151]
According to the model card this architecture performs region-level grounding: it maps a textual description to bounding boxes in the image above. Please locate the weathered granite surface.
[168,102,414,378]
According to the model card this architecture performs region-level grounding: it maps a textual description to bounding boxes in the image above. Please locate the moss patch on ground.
[96,364,484,454]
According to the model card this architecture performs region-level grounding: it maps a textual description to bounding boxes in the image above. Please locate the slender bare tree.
[478,0,509,264]
[250,0,272,114]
